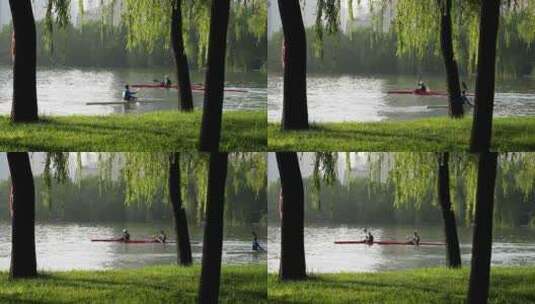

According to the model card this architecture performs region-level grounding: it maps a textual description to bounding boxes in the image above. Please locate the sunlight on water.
[268,74,535,123]
[268,224,535,273]
[0,67,266,116]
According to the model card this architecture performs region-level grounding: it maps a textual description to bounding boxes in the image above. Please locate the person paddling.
[416,80,428,94]
[121,229,131,241]
[164,76,172,88]
[252,232,264,252]
[123,85,137,102]
[155,230,167,243]
[365,230,374,245]
[409,231,420,246]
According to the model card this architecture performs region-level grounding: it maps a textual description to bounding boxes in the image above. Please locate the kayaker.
[416,81,428,94]
[123,85,137,102]
[252,232,264,251]
[409,231,420,246]
[155,230,167,243]
[164,76,172,87]
[365,231,374,245]
[121,229,131,241]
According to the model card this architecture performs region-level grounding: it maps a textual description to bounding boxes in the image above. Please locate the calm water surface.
[0,67,266,116]
[268,224,535,273]
[268,74,535,122]
[0,222,266,271]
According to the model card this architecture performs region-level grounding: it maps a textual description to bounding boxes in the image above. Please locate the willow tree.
[199,0,231,151]
[7,152,37,278]
[276,152,306,280]
[123,0,195,111]
[198,152,229,304]
[278,0,309,130]
[467,152,498,304]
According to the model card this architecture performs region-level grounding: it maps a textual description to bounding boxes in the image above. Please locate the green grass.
[269,267,535,304]
[268,117,535,151]
[0,264,266,304]
[0,111,266,151]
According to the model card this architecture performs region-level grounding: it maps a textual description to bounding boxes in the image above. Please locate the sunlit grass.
[0,111,266,151]
[268,117,535,151]
[0,264,266,304]
[268,266,535,304]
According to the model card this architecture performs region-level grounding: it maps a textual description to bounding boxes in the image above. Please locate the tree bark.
[7,152,37,278]
[199,0,231,151]
[168,152,192,266]
[278,0,309,130]
[469,0,500,152]
[8,0,38,122]
[467,152,498,304]
[437,152,461,268]
[171,0,194,112]
[437,0,464,118]
[276,152,306,280]
[198,152,229,304]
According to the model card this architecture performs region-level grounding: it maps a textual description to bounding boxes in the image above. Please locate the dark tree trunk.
[168,152,192,266]
[467,152,498,304]
[437,0,464,118]
[171,0,194,112]
[278,0,309,130]
[7,152,37,278]
[198,153,229,304]
[199,0,231,151]
[276,152,306,280]
[8,0,38,122]
[437,152,461,268]
[470,0,500,152]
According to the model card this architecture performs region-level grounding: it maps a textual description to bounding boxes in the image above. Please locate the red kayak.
[131,83,248,93]
[387,89,449,96]
[334,240,445,246]
[91,238,174,244]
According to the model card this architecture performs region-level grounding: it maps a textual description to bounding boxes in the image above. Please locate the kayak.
[387,90,449,96]
[131,83,248,93]
[334,240,445,246]
[91,238,175,244]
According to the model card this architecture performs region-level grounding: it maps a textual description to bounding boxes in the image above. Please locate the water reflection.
[0,222,267,271]
[268,74,535,122]
[268,224,535,273]
[0,67,266,116]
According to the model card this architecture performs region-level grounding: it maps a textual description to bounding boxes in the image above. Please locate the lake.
[0,67,266,116]
[268,224,535,273]
[268,74,535,122]
[0,222,266,271]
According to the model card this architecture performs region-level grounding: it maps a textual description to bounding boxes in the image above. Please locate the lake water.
[0,222,267,271]
[268,224,535,273]
[268,74,535,122]
[0,67,266,116]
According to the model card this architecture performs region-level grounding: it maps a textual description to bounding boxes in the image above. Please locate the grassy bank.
[269,267,535,304]
[268,117,535,151]
[0,264,266,303]
[0,111,266,151]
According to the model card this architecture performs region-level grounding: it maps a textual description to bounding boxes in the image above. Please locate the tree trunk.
[469,0,500,152]
[7,152,37,278]
[467,152,498,304]
[168,152,192,266]
[437,0,464,118]
[276,152,306,280]
[198,152,229,304]
[199,0,231,151]
[8,0,38,122]
[278,0,309,130]
[171,0,194,112]
[437,152,461,268]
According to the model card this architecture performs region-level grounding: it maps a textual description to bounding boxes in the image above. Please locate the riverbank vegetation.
[0,111,266,151]
[268,117,535,151]
[268,266,535,304]
[0,264,266,304]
